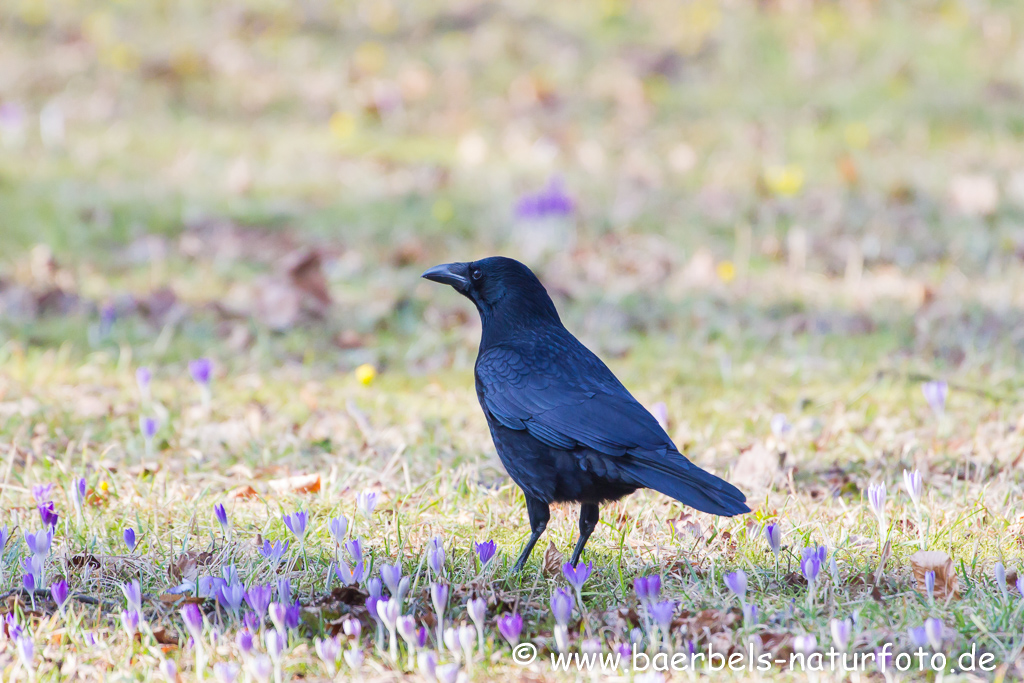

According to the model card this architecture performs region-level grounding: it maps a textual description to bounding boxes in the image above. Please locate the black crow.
[423,256,749,571]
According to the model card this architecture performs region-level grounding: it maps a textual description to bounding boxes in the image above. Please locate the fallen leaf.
[226,485,258,500]
[542,541,563,576]
[151,626,179,645]
[910,550,960,600]
[268,473,321,495]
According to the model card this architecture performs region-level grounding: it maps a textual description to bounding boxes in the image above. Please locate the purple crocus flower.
[214,504,229,533]
[550,587,574,625]
[397,615,418,646]
[724,570,748,603]
[248,655,272,681]
[925,570,936,599]
[69,478,87,517]
[265,628,286,661]
[515,177,574,220]
[770,413,792,438]
[868,483,886,519]
[366,577,382,599]
[23,572,35,592]
[122,609,141,637]
[245,584,273,621]
[276,578,291,605]
[24,528,53,557]
[140,416,158,441]
[435,662,459,683]
[33,484,53,504]
[430,582,448,617]
[344,538,363,565]
[649,600,675,634]
[159,659,178,683]
[260,539,289,565]
[189,358,213,386]
[213,662,239,683]
[218,582,246,617]
[315,636,341,674]
[243,611,260,633]
[181,603,204,640]
[357,491,378,516]
[924,618,943,650]
[417,652,437,680]
[342,617,362,638]
[236,628,256,656]
[743,603,759,625]
[921,380,947,416]
[38,502,59,530]
[562,561,593,592]
[908,625,928,649]
[123,528,137,552]
[793,634,816,655]
[801,555,821,584]
[269,602,288,634]
[343,646,364,670]
[334,559,365,585]
[830,617,852,651]
[634,574,662,602]
[136,367,152,399]
[903,469,923,506]
[0,525,8,551]
[283,511,308,541]
[498,613,523,646]
[427,537,445,576]
[285,601,300,630]
[51,579,69,613]
[474,539,497,567]
[764,523,782,557]
[21,554,44,590]
[328,516,348,544]
[379,563,403,596]
[121,580,143,612]
[16,635,34,667]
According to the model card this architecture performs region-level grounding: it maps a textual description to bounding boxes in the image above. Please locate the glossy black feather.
[423,256,749,569]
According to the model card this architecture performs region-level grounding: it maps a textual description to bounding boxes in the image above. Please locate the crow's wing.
[476,339,748,516]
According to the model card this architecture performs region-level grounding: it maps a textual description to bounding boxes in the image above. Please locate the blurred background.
[2,0,1024,377]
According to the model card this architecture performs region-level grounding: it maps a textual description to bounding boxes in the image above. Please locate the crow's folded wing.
[476,344,749,516]
[475,345,672,457]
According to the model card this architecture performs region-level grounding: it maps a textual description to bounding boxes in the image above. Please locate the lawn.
[1,0,1023,680]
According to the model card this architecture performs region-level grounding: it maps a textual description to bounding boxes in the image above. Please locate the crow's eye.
[471,269,482,281]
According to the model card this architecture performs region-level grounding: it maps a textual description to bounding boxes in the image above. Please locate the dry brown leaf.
[542,541,563,576]
[227,485,258,500]
[151,626,179,645]
[910,550,960,600]
[268,473,321,495]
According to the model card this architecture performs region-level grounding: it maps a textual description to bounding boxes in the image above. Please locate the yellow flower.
[99,481,109,493]
[764,164,805,198]
[716,260,736,283]
[355,364,377,386]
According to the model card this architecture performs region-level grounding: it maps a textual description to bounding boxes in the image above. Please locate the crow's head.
[422,256,560,327]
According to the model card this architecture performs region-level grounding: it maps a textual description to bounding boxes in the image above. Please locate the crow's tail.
[626,451,749,517]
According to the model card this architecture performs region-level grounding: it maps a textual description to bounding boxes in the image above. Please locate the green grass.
[1,0,1024,680]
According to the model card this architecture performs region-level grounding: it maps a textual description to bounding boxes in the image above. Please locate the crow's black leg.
[569,503,600,567]
[511,497,550,572]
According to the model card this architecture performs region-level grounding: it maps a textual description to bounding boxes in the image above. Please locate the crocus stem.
[388,626,398,663]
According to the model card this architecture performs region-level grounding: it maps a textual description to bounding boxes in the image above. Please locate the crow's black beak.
[421,262,469,291]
